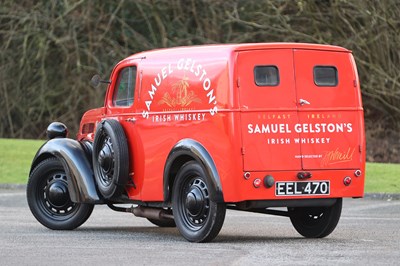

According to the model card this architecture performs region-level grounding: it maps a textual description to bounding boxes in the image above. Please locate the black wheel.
[93,119,129,199]
[172,161,226,242]
[288,198,342,238]
[147,218,176,228]
[27,157,94,230]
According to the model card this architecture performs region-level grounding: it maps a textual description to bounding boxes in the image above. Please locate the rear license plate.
[275,181,330,196]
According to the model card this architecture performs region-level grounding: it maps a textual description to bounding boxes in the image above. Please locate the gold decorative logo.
[158,76,202,108]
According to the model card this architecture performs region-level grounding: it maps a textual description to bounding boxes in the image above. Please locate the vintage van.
[27,43,365,242]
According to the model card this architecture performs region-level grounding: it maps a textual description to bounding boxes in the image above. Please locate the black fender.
[163,139,224,203]
[30,138,102,204]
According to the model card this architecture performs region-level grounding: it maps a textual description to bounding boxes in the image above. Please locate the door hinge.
[237,77,240,88]
[241,147,246,155]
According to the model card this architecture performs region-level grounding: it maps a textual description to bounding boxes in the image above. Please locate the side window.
[254,66,279,86]
[314,66,338,86]
[113,66,137,107]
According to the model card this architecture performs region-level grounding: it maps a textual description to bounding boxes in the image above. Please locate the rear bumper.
[223,169,365,202]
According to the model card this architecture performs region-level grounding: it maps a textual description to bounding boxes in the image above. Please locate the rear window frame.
[254,65,280,87]
[313,65,338,87]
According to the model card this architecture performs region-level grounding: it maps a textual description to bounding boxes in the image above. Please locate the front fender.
[30,138,102,204]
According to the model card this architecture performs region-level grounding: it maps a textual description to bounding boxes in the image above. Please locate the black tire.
[27,157,94,230]
[172,161,226,242]
[93,119,129,199]
[147,218,176,228]
[288,198,342,238]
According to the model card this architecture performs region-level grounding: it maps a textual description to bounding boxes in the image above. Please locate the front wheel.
[288,198,342,238]
[172,161,226,243]
[27,158,94,230]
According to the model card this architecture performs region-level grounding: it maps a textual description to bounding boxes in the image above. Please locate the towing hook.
[297,172,312,180]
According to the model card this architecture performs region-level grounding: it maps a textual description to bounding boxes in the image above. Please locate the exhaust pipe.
[132,206,174,221]
[107,203,174,221]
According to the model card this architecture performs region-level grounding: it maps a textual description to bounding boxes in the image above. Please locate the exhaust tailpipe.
[132,206,174,221]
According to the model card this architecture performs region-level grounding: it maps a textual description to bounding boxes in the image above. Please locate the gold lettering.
[321,147,355,167]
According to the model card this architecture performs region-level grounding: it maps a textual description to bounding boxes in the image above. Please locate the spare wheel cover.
[93,119,129,199]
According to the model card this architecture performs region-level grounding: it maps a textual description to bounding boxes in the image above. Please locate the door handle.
[299,99,311,106]
[125,117,136,123]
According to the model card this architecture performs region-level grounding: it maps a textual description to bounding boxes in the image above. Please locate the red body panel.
[78,43,365,203]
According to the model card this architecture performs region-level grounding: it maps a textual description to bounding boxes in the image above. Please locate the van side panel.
[125,49,243,202]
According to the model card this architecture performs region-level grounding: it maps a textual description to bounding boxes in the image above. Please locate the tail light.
[343,176,352,186]
[253,178,262,188]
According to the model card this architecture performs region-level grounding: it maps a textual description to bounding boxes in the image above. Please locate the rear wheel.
[288,198,342,238]
[172,161,226,242]
[27,158,94,230]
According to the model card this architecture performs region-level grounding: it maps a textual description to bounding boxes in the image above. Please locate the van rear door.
[293,49,363,170]
[237,49,301,171]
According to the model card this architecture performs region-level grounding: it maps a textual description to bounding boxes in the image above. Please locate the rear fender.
[163,139,224,203]
[30,138,102,204]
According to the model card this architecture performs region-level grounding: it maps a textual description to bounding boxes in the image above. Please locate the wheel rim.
[179,177,210,230]
[96,133,115,188]
[295,207,327,227]
[36,170,78,219]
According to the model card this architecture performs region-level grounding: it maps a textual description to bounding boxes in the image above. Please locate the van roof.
[126,43,350,61]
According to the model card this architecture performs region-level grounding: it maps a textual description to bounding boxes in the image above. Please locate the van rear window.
[314,66,338,86]
[254,66,279,86]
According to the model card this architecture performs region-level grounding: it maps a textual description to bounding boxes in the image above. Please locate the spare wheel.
[93,119,129,199]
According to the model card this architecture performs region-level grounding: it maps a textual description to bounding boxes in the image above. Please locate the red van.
[27,43,365,242]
